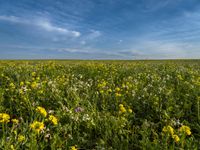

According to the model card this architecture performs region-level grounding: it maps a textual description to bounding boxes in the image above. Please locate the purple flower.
[74,107,84,113]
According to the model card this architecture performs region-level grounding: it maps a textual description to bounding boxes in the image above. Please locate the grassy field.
[0,60,199,149]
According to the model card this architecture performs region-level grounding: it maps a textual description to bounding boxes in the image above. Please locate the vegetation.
[0,60,199,149]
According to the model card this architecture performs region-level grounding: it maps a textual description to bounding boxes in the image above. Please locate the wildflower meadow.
[0,60,199,149]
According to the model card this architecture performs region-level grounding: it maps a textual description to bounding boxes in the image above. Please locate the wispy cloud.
[36,20,80,37]
[0,15,81,37]
[126,38,200,59]
[0,16,31,24]
[142,0,170,12]
[87,30,101,39]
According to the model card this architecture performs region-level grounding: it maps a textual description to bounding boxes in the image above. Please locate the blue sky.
[0,0,200,59]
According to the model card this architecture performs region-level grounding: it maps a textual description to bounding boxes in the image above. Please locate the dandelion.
[30,121,45,133]
[36,106,47,117]
[0,113,10,123]
[179,125,191,135]
[12,119,19,124]
[48,115,58,126]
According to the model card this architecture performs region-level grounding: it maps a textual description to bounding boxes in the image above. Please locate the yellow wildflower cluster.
[31,81,38,89]
[30,121,45,133]
[172,134,180,143]
[9,83,15,89]
[115,87,122,97]
[128,108,133,113]
[119,104,126,113]
[18,135,25,142]
[36,106,47,117]
[162,125,174,136]
[48,115,58,126]
[10,145,15,150]
[115,93,122,97]
[70,146,77,150]
[97,80,107,88]
[179,125,191,136]
[119,104,132,114]
[0,113,10,123]
[162,124,192,143]
[162,125,180,143]
[20,81,24,86]
[115,87,120,92]
[12,119,19,124]
[31,72,36,77]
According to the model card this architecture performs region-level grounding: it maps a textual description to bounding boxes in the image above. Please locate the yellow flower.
[179,125,191,135]
[119,104,126,113]
[31,81,38,89]
[18,135,25,142]
[36,106,47,117]
[30,121,45,133]
[48,115,58,125]
[172,134,180,143]
[20,81,24,86]
[10,145,15,150]
[31,72,36,77]
[0,113,10,123]
[70,146,77,150]
[115,93,122,97]
[100,90,104,94]
[128,108,132,113]
[13,130,17,135]
[107,88,112,93]
[38,90,44,94]
[162,125,174,136]
[9,83,15,89]
[12,119,19,124]
[119,104,123,107]
[115,87,120,92]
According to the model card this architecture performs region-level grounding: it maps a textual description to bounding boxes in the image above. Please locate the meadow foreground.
[0,60,199,149]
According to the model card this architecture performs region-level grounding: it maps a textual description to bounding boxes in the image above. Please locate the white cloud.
[57,48,90,53]
[36,20,81,37]
[129,39,200,59]
[0,15,81,38]
[0,15,30,24]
